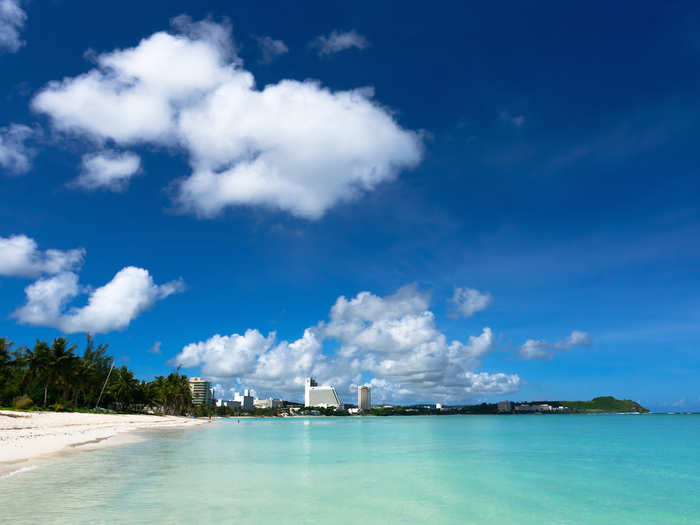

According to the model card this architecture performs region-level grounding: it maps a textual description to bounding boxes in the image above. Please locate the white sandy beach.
[0,410,207,475]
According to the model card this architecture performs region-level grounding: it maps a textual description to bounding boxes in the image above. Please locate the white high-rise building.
[234,389,254,410]
[188,377,212,406]
[254,397,284,409]
[304,377,340,408]
[358,385,371,411]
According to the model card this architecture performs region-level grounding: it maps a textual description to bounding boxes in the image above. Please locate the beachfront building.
[216,399,242,408]
[498,401,513,413]
[304,377,341,408]
[188,377,213,406]
[515,403,554,413]
[234,390,254,410]
[358,385,371,411]
[254,397,284,409]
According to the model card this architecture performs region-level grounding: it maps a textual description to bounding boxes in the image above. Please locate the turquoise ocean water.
[1,415,699,524]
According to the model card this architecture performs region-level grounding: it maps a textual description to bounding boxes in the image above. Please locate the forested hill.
[561,396,649,413]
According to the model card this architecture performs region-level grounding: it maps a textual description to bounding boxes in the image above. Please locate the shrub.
[14,395,33,410]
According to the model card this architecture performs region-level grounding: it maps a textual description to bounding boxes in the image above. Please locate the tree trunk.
[43,383,48,407]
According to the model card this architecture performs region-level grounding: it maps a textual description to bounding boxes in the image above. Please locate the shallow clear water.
[2,415,699,524]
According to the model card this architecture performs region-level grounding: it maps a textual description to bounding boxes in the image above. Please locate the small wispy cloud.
[500,110,525,127]
[552,330,591,350]
[0,0,26,53]
[0,123,36,175]
[254,35,288,64]
[448,287,493,318]
[309,30,369,56]
[73,150,141,191]
[517,330,592,360]
[147,341,162,354]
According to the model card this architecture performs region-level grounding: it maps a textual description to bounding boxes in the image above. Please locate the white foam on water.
[2,465,38,478]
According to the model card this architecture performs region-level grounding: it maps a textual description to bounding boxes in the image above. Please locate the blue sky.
[1,1,699,410]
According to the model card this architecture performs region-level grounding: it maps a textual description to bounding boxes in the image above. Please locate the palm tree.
[0,338,18,405]
[0,338,12,367]
[71,334,112,407]
[108,366,138,409]
[148,372,192,415]
[150,375,167,413]
[165,371,192,415]
[25,340,50,406]
[47,338,78,406]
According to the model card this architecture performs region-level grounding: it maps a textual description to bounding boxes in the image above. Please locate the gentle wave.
[2,465,38,478]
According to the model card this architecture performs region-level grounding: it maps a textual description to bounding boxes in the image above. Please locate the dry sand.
[0,410,208,476]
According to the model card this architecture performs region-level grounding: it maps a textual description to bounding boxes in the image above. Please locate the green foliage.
[302,406,346,416]
[0,334,192,416]
[148,371,193,415]
[562,396,649,413]
[108,365,138,408]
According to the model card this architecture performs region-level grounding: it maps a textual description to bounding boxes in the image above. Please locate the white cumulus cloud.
[32,18,421,219]
[172,285,519,403]
[13,266,185,333]
[0,234,184,333]
[0,0,25,53]
[0,124,34,174]
[75,150,141,191]
[310,30,369,56]
[0,234,84,278]
[449,287,493,318]
[174,329,275,376]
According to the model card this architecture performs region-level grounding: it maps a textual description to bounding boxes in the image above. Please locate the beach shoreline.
[0,410,209,476]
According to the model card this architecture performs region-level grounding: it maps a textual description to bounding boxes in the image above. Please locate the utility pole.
[95,361,115,410]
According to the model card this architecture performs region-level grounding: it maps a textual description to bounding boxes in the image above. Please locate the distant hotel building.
[305,377,341,408]
[234,390,254,410]
[216,399,241,408]
[188,377,212,406]
[358,385,371,410]
[514,403,567,413]
[254,397,284,409]
[497,400,512,413]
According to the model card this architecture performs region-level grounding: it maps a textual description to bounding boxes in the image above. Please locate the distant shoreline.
[220,411,698,419]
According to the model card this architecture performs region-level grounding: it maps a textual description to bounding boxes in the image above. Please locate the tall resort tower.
[358,385,371,411]
[304,377,341,408]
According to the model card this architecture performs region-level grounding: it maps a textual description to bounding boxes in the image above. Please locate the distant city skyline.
[1,1,699,410]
